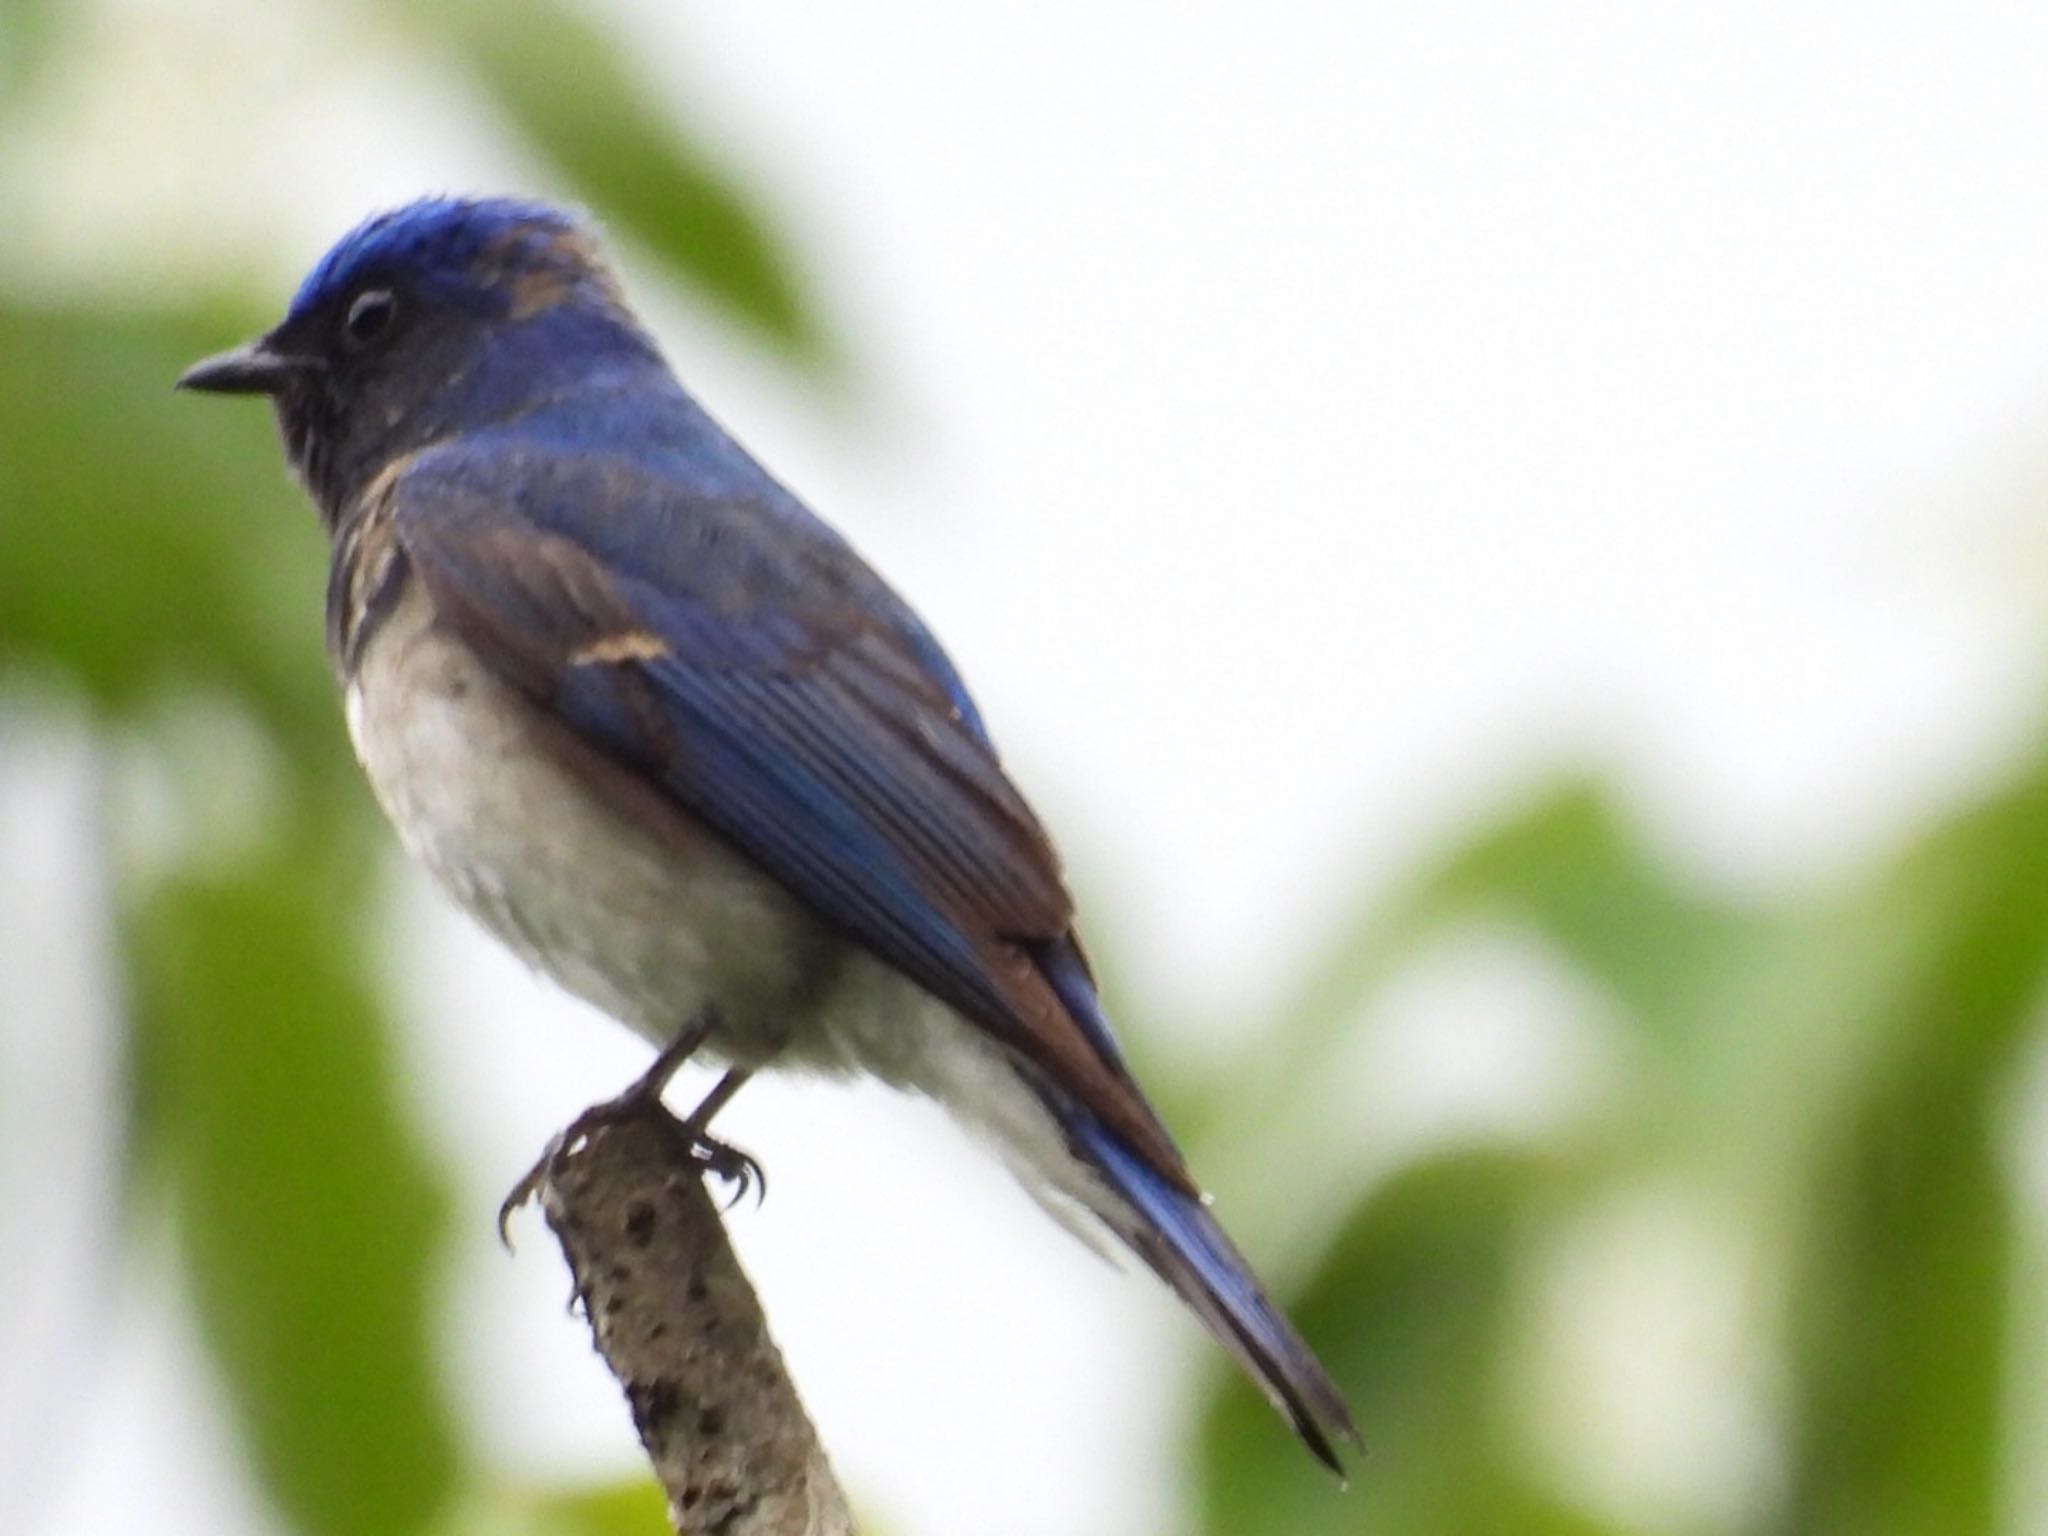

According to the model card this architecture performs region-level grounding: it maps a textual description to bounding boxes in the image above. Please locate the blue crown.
[288,196,587,320]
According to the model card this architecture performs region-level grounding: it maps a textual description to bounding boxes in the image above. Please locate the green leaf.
[1204,776,1762,1160]
[128,812,461,1536]
[0,302,339,758]
[423,0,830,366]
[524,1483,671,1536]
[1771,756,2048,1536]
[0,0,64,103]
[1414,778,1758,1045]
[437,1480,671,1536]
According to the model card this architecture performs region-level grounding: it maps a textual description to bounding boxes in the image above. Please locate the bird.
[177,194,1355,1469]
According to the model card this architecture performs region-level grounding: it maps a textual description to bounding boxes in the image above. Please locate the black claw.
[689,1131,767,1209]
[498,1131,568,1248]
[497,1193,525,1249]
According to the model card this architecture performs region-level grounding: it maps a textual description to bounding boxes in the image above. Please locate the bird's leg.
[679,1067,763,1206]
[498,1010,736,1242]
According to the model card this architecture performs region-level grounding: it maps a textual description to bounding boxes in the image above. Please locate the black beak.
[176,339,311,396]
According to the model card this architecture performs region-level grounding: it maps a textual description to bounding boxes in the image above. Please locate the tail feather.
[1055,1099,1358,1473]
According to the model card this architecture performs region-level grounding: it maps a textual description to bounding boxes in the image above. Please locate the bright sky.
[10,2,2048,1534]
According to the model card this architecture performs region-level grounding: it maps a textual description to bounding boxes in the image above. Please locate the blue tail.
[1054,1098,1357,1472]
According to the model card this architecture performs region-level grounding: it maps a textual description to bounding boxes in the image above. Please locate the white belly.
[343,582,1105,1230]
[347,583,838,1063]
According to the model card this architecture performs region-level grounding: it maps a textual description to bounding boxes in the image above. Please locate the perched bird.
[178,195,1354,1468]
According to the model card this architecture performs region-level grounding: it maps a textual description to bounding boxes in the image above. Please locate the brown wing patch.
[568,630,670,666]
[992,943,1195,1191]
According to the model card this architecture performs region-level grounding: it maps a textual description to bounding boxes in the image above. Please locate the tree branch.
[534,1106,856,1536]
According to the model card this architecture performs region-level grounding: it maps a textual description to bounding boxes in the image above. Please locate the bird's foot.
[685,1124,766,1209]
[498,1010,741,1244]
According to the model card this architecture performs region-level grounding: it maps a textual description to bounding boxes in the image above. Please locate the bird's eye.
[342,289,398,347]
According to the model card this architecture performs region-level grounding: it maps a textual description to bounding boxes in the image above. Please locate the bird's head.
[179,195,659,521]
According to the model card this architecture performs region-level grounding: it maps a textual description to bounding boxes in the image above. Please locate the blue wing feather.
[387,436,1191,1182]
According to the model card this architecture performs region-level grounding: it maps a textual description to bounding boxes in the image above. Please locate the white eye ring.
[343,289,398,346]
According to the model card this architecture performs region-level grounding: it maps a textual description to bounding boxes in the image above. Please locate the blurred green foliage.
[1188,763,2048,1535]
[2,4,2043,1535]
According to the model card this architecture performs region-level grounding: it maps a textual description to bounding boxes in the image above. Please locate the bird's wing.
[383,447,1190,1187]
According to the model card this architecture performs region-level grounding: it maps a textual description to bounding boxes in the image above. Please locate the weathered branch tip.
[533,1103,856,1536]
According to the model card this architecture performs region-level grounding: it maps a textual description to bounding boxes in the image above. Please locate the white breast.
[346,580,1128,1249]
[346,581,827,1061]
